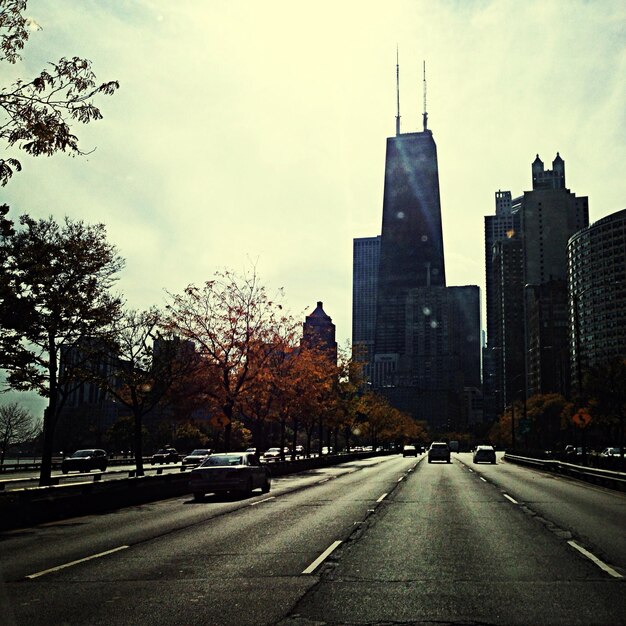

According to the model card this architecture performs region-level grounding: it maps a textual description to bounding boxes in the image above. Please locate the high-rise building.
[568,208,626,393]
[491,235,525,411]
[374,129,446,367]
[352,236,380,371]
[483,191,522,421]
[302,301,337,363]
[485,153,589,412]
[521,154,588,398]
[352,62,480,430]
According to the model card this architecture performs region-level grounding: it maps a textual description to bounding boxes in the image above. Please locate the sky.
[2,0,625,415]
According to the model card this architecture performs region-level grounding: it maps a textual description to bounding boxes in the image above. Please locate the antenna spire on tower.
[395,46,401,136]
[422,60,428,131]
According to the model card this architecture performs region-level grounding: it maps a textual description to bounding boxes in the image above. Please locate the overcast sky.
[2,0,625,414]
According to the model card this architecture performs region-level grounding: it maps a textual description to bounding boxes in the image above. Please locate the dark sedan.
[61,449,108,474]
[151,448,179,464]
[189,452,271,501]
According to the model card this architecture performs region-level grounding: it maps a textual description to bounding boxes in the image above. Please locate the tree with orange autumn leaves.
[164,269,288,452]
[163,268,426,453]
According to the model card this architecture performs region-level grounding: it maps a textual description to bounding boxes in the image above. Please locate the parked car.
[151,447,179,464]
[61,449,108,474]
[402,444,417,457]
[294,445,304,456]
[428,442,451,463]
[473,445,496,464]
[181,448,212,468]
[189,452,271,500]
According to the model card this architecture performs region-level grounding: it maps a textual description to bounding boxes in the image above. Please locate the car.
[263,447,282,461]
[294,445,304,456]
[245,447,258,455]
[181,448,212,468]
[151,447,179,464]
[473,445,496,464]
[402,444,417,457]
[189,452,271,500]
[428,442,451,463]
[600,447,622,457]
[61,449,108,474]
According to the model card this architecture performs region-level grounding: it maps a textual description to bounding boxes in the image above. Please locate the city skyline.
[2,0,625,414]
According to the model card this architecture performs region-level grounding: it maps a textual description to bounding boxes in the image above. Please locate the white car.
[402,445,417,457]
[263,447,282,461]
[189,452,271,501]
[600,447,622,457]
[473,445,496,464]
[181,448,212,468]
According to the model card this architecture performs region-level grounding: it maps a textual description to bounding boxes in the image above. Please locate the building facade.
[352,236,380,371]
[568,208,626,392]
[485,153,589,415]
[352,77,481,430]
[302,301,337,363]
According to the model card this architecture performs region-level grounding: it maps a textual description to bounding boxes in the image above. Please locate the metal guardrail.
[0,464,188,491]
[504,453,626,492]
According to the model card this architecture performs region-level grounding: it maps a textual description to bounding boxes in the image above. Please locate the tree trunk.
[39,405,56,486]
[344,424,351,452]
[40,334,58,486]
[133,407,144,477]
[291,418,298,460]
[279,416,286,461]
[318,416,323,455]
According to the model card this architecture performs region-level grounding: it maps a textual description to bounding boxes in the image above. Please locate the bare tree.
[87,308,197,476]
[0,401,40,464]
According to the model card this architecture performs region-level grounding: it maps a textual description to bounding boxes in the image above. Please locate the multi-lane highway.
[1,453,624,625]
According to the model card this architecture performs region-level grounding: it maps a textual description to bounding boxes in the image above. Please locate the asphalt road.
[1,453,624,625]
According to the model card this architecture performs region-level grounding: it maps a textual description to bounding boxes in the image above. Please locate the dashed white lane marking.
[568,540,623,578]
[480,477,487,482]
[503,493,518,504]
[249,496,275,506]
[397,476,404,482]
[376,493,388,503]
[468,468,474,472]
[302,540,342,575]
[26,545,129,579]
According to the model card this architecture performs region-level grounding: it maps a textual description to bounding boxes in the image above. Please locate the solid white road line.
[376,493,388,503]
[26,545,129,579]
[503,493,518,504]
[249,496,275,506]
[302,540,342,575]
[568,540,623,578]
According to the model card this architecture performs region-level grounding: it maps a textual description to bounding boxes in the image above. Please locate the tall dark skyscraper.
[374,130,446,362]
[354,59,481,431]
